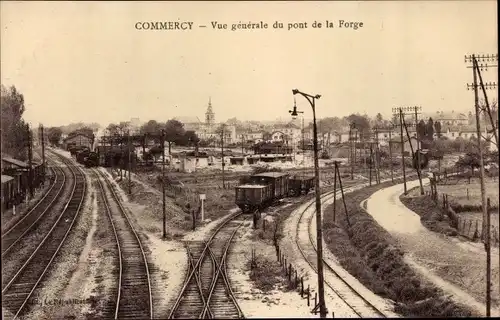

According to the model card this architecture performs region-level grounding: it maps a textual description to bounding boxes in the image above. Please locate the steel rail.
[94,168,153,319]
[1,158,65,257]
[294,175,417,318]
[200,219,245,319]
[168,211,243,319]
[1,150,86,319]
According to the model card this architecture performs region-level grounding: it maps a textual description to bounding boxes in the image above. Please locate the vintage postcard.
[1,1,498,319]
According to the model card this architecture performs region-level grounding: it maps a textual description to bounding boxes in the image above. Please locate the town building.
[422,110,469,126]
[174,98,237,144]
[63,133,94,150]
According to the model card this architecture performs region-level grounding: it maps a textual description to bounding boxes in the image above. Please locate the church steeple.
[205,97,215,126]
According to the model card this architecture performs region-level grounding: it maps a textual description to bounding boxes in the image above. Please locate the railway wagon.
[288,175,315,197]
[76,149,90,164]
[84,152,99,167]
[235,184,273,214]
[249,172,290,199]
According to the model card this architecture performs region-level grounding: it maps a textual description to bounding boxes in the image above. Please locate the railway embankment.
[321,177,480,317]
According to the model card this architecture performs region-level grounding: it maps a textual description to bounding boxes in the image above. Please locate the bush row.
[322,178,475,317]
[399,194,458,236]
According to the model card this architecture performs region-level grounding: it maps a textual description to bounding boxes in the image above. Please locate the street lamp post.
[291,89,327,318]
[289,97,304,178]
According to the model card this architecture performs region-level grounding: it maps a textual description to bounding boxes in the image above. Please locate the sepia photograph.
[1,1,498,319]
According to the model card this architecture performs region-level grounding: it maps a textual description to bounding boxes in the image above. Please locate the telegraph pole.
[40,124,46,182]
[27,124,34,199]
[373,127,381,184]
[401,109,424,194]
[161,129,167,239]
[349,123,356,180]
[413,106,424,194]
[221,124,226,189]
[388,126,394,183]
[369,143,373,186]
[465,53,498,317]
[241,134,245,155]
[392,108,407,194]
[127,130,132,195]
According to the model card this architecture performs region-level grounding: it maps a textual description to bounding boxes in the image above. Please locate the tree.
[374,113,384,127]
[1,85,29,160]
[47,127,63,146]
[139,120,164,143]
[455,152,480,174]
[426,118,434,141]
[416,119,427,142]
[68,126,94,138]
[346,114,371,140]
[164,119,185,153]
[434,121,442,138]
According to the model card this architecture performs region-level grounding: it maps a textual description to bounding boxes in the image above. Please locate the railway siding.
[1,151,87,320]
[93,168,153,320]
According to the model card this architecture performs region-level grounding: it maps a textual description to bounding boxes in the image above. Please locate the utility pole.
[373,127,381,184]
[161,129,167,239]
[221,124,226,189]
[413,106,424,195]
[465,53,498,317]
[388,126,394,183]
[401,110,424,194]
[27,124,34,199]
[119,133,124,180]
[127,130,132,195]
[393,108,407,194]
[369,143,373,186]
[349,123,356,180]
[241,134,244,155]
[40,124,46,182]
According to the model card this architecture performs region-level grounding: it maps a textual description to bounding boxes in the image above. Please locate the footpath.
[365,179,500,317]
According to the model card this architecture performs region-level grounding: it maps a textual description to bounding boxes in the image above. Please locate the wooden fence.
[427,178,499,247]
[249,244,335,317]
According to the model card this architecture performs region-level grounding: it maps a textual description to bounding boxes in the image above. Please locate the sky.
[1,1,498,128]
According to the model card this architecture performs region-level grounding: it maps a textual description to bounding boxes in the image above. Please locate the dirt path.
[366,179,500,317]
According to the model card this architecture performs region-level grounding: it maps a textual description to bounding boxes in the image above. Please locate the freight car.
[235,172,290,214]
[288,175,315,197]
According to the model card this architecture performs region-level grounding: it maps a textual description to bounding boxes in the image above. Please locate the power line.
[465,53,498,317]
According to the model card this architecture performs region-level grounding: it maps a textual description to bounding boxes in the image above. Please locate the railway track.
[93,168,153,320]
[1,159,66,258]
[169,212,246,319]
[295,182,388,318]
[1,151,87,320]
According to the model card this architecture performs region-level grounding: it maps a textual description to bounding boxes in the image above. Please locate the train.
[73,148,99,167]
[235,172,315,215]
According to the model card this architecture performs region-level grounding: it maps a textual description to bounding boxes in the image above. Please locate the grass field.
[436,176,499,208]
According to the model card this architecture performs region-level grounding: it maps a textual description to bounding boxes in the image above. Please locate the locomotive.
[235,172,315,215]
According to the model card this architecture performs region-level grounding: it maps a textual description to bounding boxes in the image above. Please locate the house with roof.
[423,110,469,126]
[63,133,94,150]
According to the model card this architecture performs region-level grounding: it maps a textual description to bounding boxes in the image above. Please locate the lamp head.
[292,89,299,95]
[315,94,321,99]
[289,106,299,119]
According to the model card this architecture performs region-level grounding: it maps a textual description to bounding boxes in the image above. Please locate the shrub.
[322,177,475,317]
